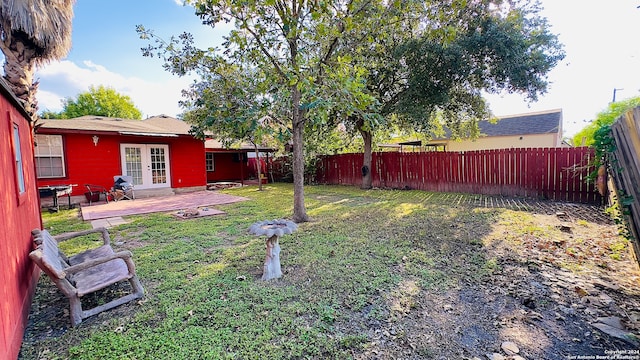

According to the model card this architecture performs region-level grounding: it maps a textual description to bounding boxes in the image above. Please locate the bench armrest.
[54,227,111,246]
[65,250,136,275]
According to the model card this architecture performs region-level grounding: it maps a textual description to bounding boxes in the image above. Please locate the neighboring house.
[0,79,42,360]
[383,109,565,152]
[205,139,275,183]
[35,115,207,201]
[450,109,565,151]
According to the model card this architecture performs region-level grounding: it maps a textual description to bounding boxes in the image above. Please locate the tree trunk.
[292,87,309,223]
[254,142,263,191]
[358,120,373,189]
[1,36,38,119]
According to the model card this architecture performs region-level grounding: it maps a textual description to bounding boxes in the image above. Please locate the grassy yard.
[19,184,639,359]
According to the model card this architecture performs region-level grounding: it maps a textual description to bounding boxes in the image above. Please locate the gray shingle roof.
[39,115,192,136]
[479,109,562,136]
[428,109,563,141]
[38,114,276,151]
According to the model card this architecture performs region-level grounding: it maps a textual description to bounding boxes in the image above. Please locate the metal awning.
[378,144,401,149]
[119,131,178,137]
[398,140,422,146]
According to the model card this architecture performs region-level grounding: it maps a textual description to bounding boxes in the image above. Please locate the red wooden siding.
[206,152,247,182]
[36,132,206,195]
[316,148,599,204]
[1,99,42,360]
[167,137,207,188]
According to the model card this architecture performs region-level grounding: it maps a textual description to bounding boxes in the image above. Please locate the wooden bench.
[29,228,145,326]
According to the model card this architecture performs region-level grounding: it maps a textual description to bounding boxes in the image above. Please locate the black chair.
[84,184,110,205]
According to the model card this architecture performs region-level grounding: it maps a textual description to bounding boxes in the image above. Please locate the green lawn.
[19,184,634,359]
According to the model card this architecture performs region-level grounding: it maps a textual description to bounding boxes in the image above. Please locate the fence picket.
[306,148,599,204]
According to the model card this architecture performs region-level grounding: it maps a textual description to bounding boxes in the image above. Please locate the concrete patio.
[80,190,250,221]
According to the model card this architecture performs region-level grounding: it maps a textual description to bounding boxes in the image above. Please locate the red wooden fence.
[608,107,640,262]
[316,147,600,204]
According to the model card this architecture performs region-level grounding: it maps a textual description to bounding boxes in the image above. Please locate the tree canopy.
[392,3,563,131]
[139,0,564,219]
[56,85,143,119]
[139,0,382,222]
[330,0,564,188]
[572,96,640,147]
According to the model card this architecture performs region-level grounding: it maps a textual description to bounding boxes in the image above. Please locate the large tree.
[572,96,640,147]
[139,0,381,222]
[58,85,143,119]
[0,0,75,119]
[342,0,565,189]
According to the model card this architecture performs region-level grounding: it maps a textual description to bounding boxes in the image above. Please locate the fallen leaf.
[501,341,519,355]
[574,286,588,297]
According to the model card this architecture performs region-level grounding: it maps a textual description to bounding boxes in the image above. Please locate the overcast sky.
[29,0,640,138]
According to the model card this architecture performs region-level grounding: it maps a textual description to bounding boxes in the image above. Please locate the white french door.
[120,144,170,189]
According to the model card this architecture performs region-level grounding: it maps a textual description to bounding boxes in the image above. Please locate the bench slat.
[75,258,131,296]
[69,245,114,265]
[37,230,69,279]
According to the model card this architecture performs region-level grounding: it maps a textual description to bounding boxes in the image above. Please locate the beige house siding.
[424,109,565,151]
[444,133,561,152]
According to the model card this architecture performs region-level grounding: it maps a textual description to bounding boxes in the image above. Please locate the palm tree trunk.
[0,0,75,122]
[1,36,38,118]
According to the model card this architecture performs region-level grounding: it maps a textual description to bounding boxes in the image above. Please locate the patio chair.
[84,184,110,205]
[113,175,135,201]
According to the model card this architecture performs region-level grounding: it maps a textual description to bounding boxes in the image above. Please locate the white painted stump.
[248,220,298,281]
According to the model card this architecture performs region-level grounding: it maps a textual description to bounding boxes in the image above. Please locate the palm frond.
[0,0,75,63]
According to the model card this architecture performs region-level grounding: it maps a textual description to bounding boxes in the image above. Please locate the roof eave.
[119,131,179,137]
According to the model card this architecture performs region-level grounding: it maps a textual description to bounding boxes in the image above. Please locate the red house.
[0,79,42,360]
[204,138,275,184]
[35,115,207,201]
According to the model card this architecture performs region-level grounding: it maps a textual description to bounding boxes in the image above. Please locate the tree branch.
[240,18,288,81]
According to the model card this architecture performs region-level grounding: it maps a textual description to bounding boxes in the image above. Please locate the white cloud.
[35,60,192,118]
[36,89,66,112]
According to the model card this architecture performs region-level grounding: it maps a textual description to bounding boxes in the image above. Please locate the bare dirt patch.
[344,208,640,360]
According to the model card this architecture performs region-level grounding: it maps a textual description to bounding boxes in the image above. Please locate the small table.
[38,184,76,211]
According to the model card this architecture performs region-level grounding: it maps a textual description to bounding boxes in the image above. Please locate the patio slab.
[90,217,129,229]
[81,190,249,221]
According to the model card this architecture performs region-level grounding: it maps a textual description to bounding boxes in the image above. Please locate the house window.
[35,134,65,178]
[205,152,215,171]
[12,123,26,193]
